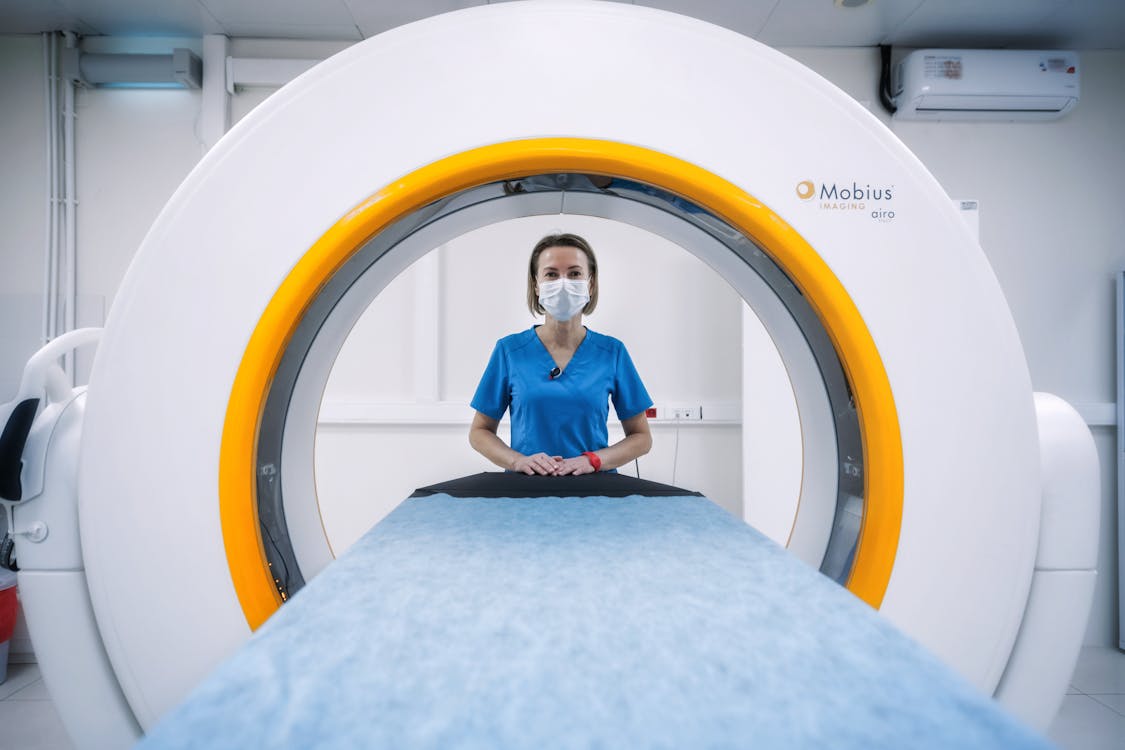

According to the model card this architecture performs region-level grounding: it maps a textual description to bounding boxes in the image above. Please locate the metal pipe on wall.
[51,32,60,343]
[61,32,78,380]
[42,31,62,347]
[41,32,54,345]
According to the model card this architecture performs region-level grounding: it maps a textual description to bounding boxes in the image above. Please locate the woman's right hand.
[511,452,563,475]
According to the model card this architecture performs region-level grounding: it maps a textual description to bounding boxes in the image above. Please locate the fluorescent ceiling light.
[63,48,202,89]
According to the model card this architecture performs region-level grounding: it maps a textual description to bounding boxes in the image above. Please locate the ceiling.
[0,0,1123,50]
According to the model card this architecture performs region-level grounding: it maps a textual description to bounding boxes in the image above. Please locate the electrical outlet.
[672,406,702,420]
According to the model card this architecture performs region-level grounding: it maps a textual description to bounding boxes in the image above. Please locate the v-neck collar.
[532,325,589,371]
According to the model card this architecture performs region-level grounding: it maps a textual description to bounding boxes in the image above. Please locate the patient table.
[138,474,1049,748]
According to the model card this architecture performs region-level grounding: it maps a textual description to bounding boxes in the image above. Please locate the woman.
[469,233,653,476]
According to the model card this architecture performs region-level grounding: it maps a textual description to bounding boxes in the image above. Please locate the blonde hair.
[526,233,599,317]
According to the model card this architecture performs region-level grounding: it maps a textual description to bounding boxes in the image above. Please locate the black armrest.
[0,399,40,502]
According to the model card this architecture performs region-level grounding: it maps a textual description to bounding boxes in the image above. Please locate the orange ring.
[220,138,903,628]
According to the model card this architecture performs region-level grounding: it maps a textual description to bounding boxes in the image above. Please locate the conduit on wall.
[41,31,59,347]
[41,31,78,381]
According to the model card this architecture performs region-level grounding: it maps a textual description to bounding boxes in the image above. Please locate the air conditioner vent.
[893,50,1079,121]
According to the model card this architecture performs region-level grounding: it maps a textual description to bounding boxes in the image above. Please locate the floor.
[0,647,1123,749]
[1052,647,1125,749]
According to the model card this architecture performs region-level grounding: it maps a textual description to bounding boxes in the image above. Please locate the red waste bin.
[0,569,16,684]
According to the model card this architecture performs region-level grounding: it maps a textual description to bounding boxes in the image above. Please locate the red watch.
[582,451,602,471]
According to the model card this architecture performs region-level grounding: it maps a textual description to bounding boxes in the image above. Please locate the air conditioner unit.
[892,49,1079,121]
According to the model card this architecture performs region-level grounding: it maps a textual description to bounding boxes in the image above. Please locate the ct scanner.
[0,2,1101,747]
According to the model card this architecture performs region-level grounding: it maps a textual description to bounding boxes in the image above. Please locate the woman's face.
[536,245,590,291]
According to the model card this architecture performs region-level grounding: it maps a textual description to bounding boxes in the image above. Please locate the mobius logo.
[795,179,897,223]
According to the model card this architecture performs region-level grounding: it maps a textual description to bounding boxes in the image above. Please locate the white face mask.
[538,278,590,321]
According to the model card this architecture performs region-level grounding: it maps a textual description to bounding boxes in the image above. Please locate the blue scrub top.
[471,327,653,459]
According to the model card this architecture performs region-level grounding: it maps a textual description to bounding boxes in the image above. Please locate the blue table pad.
[139,494,1051,749]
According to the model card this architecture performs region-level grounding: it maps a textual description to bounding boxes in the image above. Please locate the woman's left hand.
[555,455,598,475]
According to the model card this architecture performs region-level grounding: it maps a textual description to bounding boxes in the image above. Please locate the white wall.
[0,36,45,295]
[74,37,205,310]
[0,35,48,408]
[0,35,1121,646]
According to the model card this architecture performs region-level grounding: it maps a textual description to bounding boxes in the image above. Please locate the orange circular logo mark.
[796,180,816,200]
